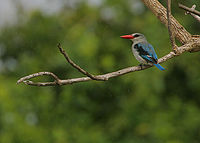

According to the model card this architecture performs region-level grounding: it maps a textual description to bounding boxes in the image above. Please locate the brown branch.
[179,4,200,23]
[16,54,164,86]
[179,3,200,17]
[141,0,192,44]
[166,0,177,53]
[57,43,107,81]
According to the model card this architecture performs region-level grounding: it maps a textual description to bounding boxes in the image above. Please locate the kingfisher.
[120,33,165,71]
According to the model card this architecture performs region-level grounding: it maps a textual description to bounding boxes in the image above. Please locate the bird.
[120,33,165,71]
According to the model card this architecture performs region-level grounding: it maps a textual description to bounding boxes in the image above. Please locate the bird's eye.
[134,34,140,37]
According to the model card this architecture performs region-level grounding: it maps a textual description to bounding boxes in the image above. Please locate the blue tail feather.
[153,64,165,71]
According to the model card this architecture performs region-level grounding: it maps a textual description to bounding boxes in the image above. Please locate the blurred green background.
[0,0,200,143]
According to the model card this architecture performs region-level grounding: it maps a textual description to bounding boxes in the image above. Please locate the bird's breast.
[131,46,147,64]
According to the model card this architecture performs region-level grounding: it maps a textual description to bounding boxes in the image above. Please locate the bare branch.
[23,80,58,86]
[141,0,192,44]
[17,38,200,87]
[179,4,200,22]
[179,3,200,17]
[57,43,107,81]
[166,0,178,53]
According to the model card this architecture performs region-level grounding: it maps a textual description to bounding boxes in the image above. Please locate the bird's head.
[120,33,146,42]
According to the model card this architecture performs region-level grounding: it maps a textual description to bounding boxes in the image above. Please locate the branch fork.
[17,71,62,86]
[57,43,107,81]
[178,3,200,22]
[17,44,108,86]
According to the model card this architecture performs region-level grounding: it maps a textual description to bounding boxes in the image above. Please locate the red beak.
[120,35,134,39]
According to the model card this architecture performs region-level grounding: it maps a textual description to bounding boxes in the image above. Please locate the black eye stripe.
[134,34,140,37]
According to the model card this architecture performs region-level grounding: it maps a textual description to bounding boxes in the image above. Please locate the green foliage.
[0,0,200,143]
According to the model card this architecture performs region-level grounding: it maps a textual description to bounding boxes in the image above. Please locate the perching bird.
[120,33,165,71]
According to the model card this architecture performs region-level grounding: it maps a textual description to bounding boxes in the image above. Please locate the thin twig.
[57,43,107,81]
[179,4,200,23]
[167,0,177,53]
[179,3,200,17]
[23,80,58,86]
[17,72,62,85]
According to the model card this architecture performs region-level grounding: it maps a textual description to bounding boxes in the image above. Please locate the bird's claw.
[139,64,143,69]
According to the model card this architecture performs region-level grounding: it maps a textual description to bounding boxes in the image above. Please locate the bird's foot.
[139,63,149,70]
[139,64,144,70]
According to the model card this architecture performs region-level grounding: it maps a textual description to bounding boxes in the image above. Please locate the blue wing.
[135,42,165,71]
[136,42,158,64]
